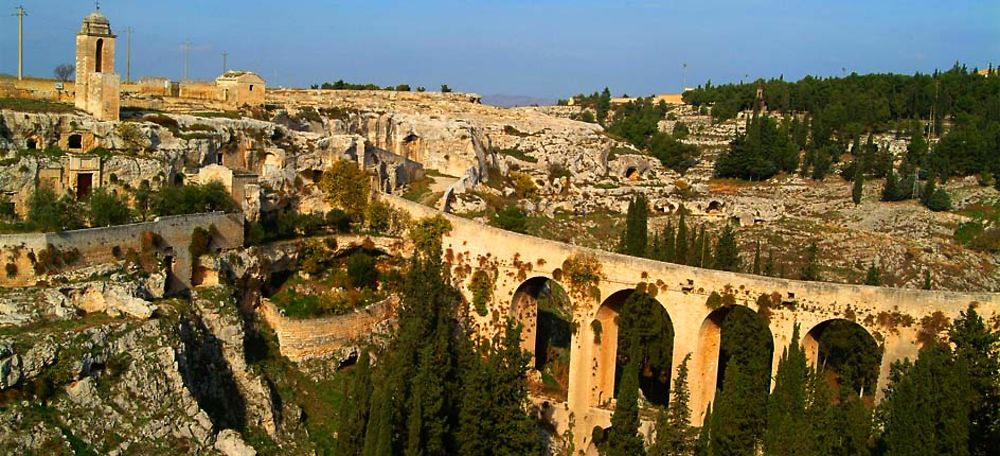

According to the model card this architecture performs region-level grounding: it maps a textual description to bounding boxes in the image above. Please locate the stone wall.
[259,298,396,362]
[0,212,243,288]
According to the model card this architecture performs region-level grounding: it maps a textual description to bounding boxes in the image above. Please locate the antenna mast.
[222,51,229,74]
[125,27,134,83]
[13,6,27,80]
[182,39,192,81]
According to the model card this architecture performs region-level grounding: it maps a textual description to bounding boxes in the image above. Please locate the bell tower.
[75,9,120,121]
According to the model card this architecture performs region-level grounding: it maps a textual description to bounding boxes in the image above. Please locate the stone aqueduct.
[385,195,1000,449]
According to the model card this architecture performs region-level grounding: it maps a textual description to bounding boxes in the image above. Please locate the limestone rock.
[215,429,257,456]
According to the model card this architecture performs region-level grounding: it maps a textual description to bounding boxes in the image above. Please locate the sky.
[1,0,997,99]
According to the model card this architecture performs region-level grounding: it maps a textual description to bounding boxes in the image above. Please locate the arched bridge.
[385,195,1000,451]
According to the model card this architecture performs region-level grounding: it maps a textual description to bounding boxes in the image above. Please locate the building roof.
[217,71,266,84]
[79,10,114,37]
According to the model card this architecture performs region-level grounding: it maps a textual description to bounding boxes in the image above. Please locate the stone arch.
[691,304,774,425]
[803,319,882,400]
[591,288,674,408]
[624,166,641,180]
[707,200,723,213]
[511,276,573,399]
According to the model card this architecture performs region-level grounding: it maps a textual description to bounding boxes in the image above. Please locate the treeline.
[601,304,999,456]
[332,217,543,456]
[310,80,455,93]
[1,181,236,234]
[689,64,1000,184]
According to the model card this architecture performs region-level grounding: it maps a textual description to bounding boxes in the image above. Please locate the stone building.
[197,165,262,221]
[74,10,121,121]
[216,71,266,107]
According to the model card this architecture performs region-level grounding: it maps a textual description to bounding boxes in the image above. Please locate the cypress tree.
[865,263,882,286]
[800,242,821,282]
[881,168,900,201]
[662,220,676,263]
[709,363,760,456]
[923,270,932,290]
[694,406,712,456]
[764,325,811,455]
[878,344,971,456]
[691,225,706,268]
[605,341,646,456]
[650,355,693,456]
[336,351,374,456]
[763,250,775,277]
[712,224,740,272]
[622,194,649,257]
[751,242,761,275]
[949,305,1000,456]
[675,212,689,266]
[852,166,865,205]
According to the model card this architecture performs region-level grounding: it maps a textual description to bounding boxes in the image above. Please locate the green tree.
[27,186,84,232]
[925,187,952,211]
[764,325,812,455]
[852,166,865,205]
[763,250,776,277]
[319,160,371,218]
[800,242,821,281]
[878,344,971,456]
[751,242,761,275]
[712,224,740,272]
[153,181,237,216]
[949,305,1000,456]
[865,263,882,286]
[133,180,153,221]
[881,169,901,201]
[675,212,689,266]
[347,252,378,289]
[622,194,649,257]
[87,187,132,227]
[493,206,528,234]
[605,341,646,456]
[336,351,373,456]
[649,355,693,456]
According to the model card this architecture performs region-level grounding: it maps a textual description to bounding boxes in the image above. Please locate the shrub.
[346,252,378,289]
[153,182,237,216]
[706,291,723,310]
[409,216,452,255]
[493,206,528,234]
[469,269,493,317]
[325,209,351,232]
[924,188,952,212]
[27,186,84,232]
[510,172,538,200]
[88,188,132,227]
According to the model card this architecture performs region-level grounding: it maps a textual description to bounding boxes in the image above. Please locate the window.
[249,84,254,92]
[95,39,104,73]
[68,134,83,149]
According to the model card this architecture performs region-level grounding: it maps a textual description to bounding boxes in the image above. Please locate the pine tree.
[650,355,693,456]
[865,263,882,286]
[336,351,374,456]
[709,363,760,456]
[906,128,929,167]
[712,224,741,272]
[751,242,761,275]
[923,270,932,290]
[764,325,812,455]
[675,211,689,266]
[949,305,1000,456]
[852,166,865,205]
[605,341,647,456]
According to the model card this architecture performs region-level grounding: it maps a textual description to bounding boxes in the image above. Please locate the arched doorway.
[692,305,774,425]
[511,277,573,400]
[592,288,674,408]
[803,319,882,402]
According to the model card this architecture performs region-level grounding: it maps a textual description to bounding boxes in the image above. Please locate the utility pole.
[222,51,229,74]
[13,6,26,80]
[182,39,192,81]
[682,63,688,92]
[125,27,134,83]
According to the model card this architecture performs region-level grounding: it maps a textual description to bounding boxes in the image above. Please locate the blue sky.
[1,1,997,98]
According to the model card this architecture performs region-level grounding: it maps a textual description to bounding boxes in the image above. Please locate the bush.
[510,172,539,200]
[346,252,378,289]
[469,269,493,317]
[27,186,84,232]
[87,188,132,227]
[325,209,351,232]
[925,188,952,212]
[493,206,528,233]
[672,121,690,139]
[154,182,237,216]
